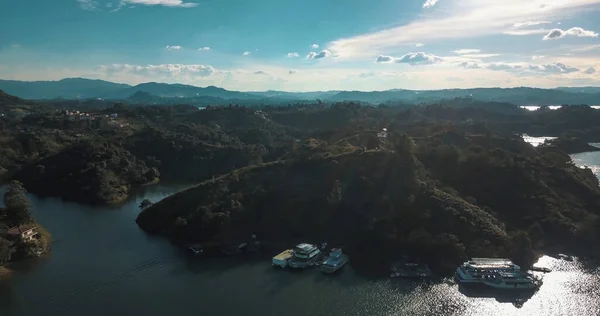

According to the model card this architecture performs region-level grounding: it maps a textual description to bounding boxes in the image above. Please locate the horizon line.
[1,77,599,94]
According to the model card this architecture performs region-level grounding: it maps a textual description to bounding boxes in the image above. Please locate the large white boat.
[455,258,541,290]
[288,243,321,269]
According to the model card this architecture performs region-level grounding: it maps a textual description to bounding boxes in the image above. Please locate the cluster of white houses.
[62,110,118,121]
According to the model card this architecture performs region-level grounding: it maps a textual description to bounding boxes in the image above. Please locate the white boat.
[455,258,541,290]
[480,271,541,289]
[288,243,321,269]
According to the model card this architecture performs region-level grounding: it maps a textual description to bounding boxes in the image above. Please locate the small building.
[7,225,38,242]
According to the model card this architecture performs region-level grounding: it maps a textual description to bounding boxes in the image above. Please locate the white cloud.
[287,52,300,58]
[77,0,97,10]
[503,29,551,36]
[198,47,211,51]
[543,27,599,40]
[306,50,332,59]
[310,44,319,49]
[585,66,597,74]
[531,63,579,73]
[460,61,482,69]
[101,64,215,77]
[243,51,251,56]
[532,55,545,60]
[327,0,600,59]
[376,52,443,65]
[415,43,425,47]
[165,45,182,51]
[487,62,579,74]
[376,55,395,63]
[512,21,551,28]
[452,49,481,54]
[121,0,199,8]
[423,0,440,8]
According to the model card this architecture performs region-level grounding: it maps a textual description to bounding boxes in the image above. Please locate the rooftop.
[7,224,37,235]
[469,258,514,265]
[295,243,318,253]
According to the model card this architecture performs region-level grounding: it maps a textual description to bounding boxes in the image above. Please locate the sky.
[0,0,600,91]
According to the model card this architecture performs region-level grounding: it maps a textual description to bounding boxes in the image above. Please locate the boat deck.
[274,249,294,261]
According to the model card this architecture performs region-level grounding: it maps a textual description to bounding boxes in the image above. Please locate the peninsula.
[0,181,50,275]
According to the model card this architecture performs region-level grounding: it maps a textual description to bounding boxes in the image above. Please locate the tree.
[3,181,32,225]
[0,237,12,264]
[509,231,535,268]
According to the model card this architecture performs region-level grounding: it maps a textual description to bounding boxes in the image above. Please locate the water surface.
[1,179,600,315]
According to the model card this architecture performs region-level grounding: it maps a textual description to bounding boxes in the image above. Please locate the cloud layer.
[452,49,481,54]
[101,64,215,77]
[512,21,551,28]
[487,62,579,74]
[327,0,600,59]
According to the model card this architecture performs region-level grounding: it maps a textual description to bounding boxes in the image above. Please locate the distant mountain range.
[2,78,600,106]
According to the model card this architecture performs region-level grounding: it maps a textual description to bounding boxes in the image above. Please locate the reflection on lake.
[520,105,600,111]
[523,135,600,180]
[521,134,556,147]
[1,185,600,315]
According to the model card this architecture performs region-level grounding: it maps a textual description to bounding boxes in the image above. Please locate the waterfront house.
[7,225,38,242]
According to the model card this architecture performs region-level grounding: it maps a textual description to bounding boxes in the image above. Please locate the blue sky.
[1,0,600,91]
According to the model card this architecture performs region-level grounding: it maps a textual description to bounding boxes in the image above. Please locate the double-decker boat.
[288,243,321,269]
[455,258,541,290]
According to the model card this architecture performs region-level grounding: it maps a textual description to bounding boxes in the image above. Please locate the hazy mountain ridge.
[2,78,600,106]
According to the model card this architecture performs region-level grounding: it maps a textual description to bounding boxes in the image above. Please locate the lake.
[1,146,600,315]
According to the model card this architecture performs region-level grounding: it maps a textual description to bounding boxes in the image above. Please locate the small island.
[0,181,50,276]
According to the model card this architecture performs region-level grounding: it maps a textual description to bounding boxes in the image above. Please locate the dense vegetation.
[137,127,600,274]
[3,89,600,274]
[0,181,50,268]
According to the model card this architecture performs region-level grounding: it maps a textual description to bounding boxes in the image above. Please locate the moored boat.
[272,249,294,268]
[455,258,541,290]
[320,248,349,274]
[288,243,322,269]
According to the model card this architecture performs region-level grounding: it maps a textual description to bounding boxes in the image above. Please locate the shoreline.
[0,265,12,278]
